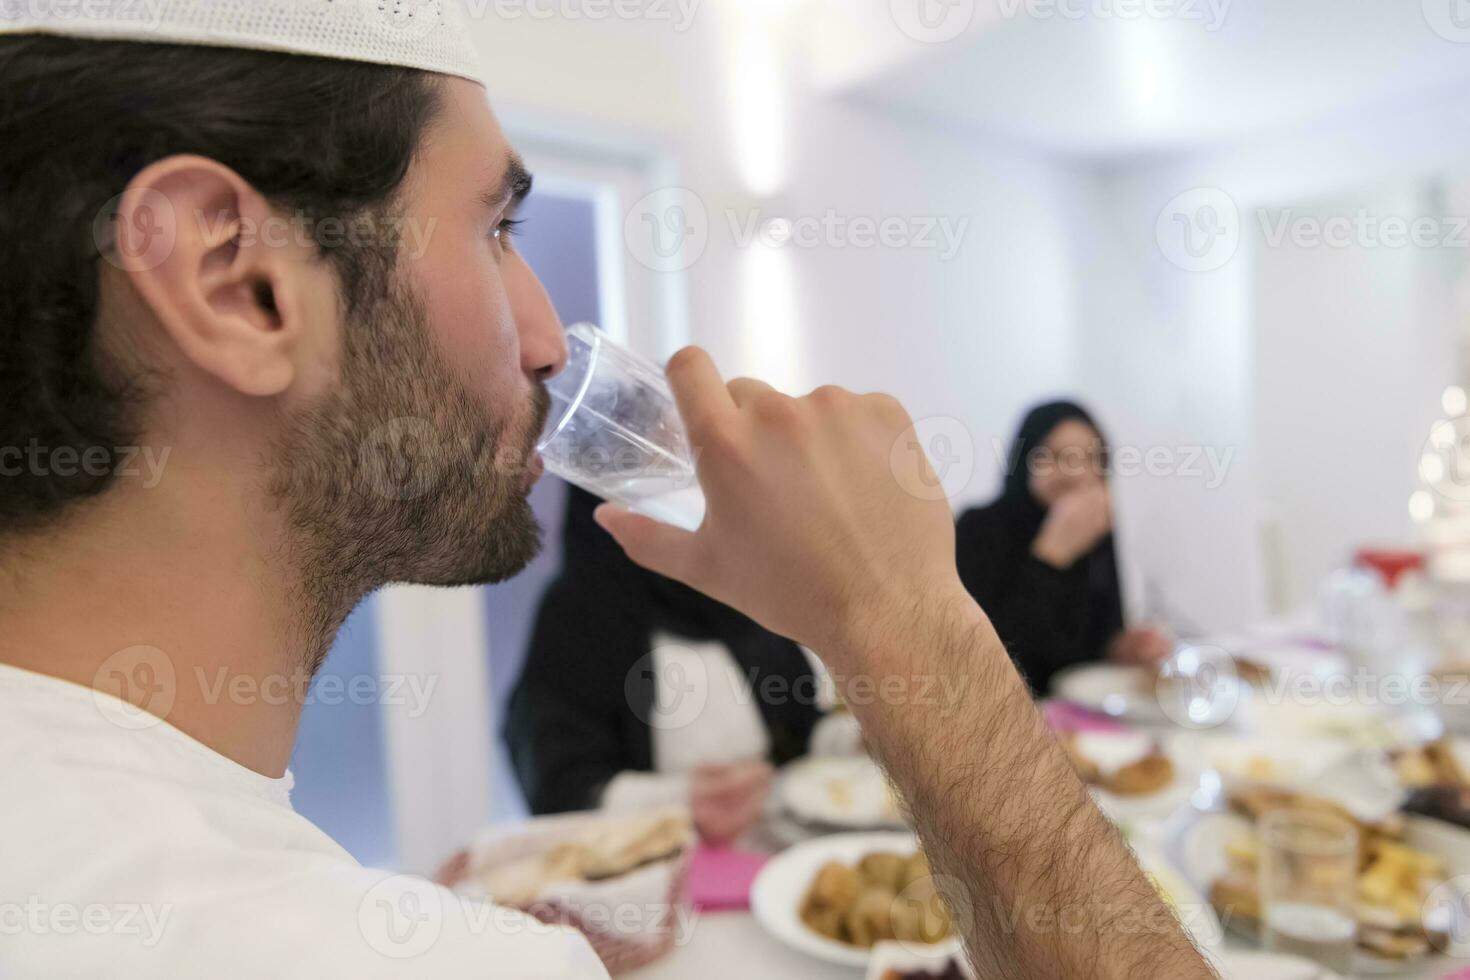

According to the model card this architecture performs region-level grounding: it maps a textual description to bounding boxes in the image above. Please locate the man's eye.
[493,217,524,242]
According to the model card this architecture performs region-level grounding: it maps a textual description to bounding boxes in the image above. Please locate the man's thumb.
[593,503,700,583]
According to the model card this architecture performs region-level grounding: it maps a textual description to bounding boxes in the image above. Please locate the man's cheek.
[419,267,514,365]
[286,270,348,401]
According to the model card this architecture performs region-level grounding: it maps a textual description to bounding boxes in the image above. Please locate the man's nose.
[509,253,567,381]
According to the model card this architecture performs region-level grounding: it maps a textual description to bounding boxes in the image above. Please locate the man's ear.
[110,156,327,398]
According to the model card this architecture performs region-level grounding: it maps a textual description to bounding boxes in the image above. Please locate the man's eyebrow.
[481,153,534,210]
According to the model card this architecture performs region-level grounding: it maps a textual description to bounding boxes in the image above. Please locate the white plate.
[750,831,962,970]
[1052,663,1167,723]
[1167,732,1410,825]
[1173,810,1252,898]
[779,756,906,831]
[1167,732,1356,791]
[1066,731,1200,823]
[1245,696,1408,745]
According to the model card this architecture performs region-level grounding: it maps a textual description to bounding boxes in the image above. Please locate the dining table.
[625,910,854,980]
[602,617,1470,980]
[619,700,1468,979]
[624,907,1462,979]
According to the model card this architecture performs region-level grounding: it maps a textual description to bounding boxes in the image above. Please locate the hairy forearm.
[832,591,1216,980]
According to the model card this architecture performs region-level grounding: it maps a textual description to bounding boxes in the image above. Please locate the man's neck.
[0,473,352,778]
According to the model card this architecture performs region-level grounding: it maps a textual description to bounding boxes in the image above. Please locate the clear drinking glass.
[537,323,707,531]
[1259,807,1359,975]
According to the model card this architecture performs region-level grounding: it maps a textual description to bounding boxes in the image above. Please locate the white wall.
[1253,185,1460,611]
[463,3,1091,508]
[459,6,1470,636]
[1075,86,1470,630]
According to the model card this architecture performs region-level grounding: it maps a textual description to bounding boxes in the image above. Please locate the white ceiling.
[828,0,1470,161]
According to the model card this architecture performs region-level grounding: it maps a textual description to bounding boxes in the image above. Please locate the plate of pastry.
[439,807,696,975]
[750,832,960,968]
[1061,730,1198,821]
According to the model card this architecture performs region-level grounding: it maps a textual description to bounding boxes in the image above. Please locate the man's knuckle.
[754,393,802,426]
[810,384,850,407]
[867,392,907,419]
[665,346,703,378]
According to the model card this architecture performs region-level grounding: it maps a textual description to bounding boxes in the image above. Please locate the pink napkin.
[1042,699,1129,735]
[1441,969,1470,980]
[688,844,768,912]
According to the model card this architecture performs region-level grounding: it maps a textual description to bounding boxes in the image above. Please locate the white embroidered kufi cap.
[0,1,484,82]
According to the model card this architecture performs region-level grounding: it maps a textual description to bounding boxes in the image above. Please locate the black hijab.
[955,402,1125,695]
[998,400,1113,521]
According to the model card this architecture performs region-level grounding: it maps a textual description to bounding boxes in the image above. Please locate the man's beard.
[268,276,548,667]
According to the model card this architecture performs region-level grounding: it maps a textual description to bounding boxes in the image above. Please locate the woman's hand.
[691,760,773,847]
[1031,482,1112,569]
[1107,627,1174,667]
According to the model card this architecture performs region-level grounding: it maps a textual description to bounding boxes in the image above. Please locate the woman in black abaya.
[956,401,1171,696]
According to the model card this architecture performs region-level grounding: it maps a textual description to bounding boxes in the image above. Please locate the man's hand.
[594,348,965,664]
[1032,482,1112,569]
[690,761,772,847]
[595,348,1216,980]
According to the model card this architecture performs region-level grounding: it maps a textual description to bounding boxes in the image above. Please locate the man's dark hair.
[0,35,443,531]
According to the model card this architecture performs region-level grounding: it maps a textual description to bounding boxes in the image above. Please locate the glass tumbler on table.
[537,323,707,532]
[1258,807,1359,976]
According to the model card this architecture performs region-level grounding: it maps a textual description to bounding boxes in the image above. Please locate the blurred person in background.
[506,487,825,845]
[956,401,1173,695]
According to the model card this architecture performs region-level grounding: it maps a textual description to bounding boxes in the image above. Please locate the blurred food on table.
[1395,737,1470,791]
[799,850,952,949]
[442,808,697,975]
[1061,731,1175,797]
[1397,737,1470,830]
[880,965,968,980]
[458,808,695,905]
[1206,788,1448,962]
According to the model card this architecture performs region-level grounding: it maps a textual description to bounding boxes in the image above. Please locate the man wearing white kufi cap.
[2,0,487,79]
[0,4,605,978]
[0,4,1222,980]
